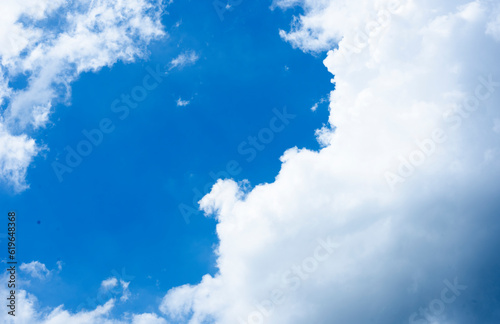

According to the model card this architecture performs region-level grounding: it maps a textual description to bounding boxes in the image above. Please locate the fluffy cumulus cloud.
[131,313,168,324]
[0,277,167,324]
[1,262,164,323]
[0,124,39,192]
[0,0,165,191]
[159,1,500,323]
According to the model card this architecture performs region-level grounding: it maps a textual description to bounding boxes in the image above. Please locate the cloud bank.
[0,0,166,191]
[160,0,500,323]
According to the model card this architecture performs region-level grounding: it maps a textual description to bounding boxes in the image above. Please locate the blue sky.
[2,0,500,323]
[1,0,332,318]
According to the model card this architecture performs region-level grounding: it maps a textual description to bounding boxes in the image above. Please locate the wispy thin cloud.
[0,0,166,192]
[169,51,199,70]
[100,277,131,302]
[176,98,190,107]
[311,97,327,112]
[20,261,51,279]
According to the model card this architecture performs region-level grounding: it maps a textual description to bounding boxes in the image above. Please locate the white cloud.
[100,277,131,303]
[169,51,199,70]
[8,292,119,324]
[56,261,63,272]
[314,124,334,147]
[100,277,118,290]
[119,280,131,302]
[310,97,327,112]
[131,313,168,324]
[0,274,167,324]
[19,261,51,280]
[31,103,52,129]
[173,20,182,28]
[176,98,190,107]
[0,124,39,192]
[0,0,166,192]
[159,1,500,323]
[159,283,198,321]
